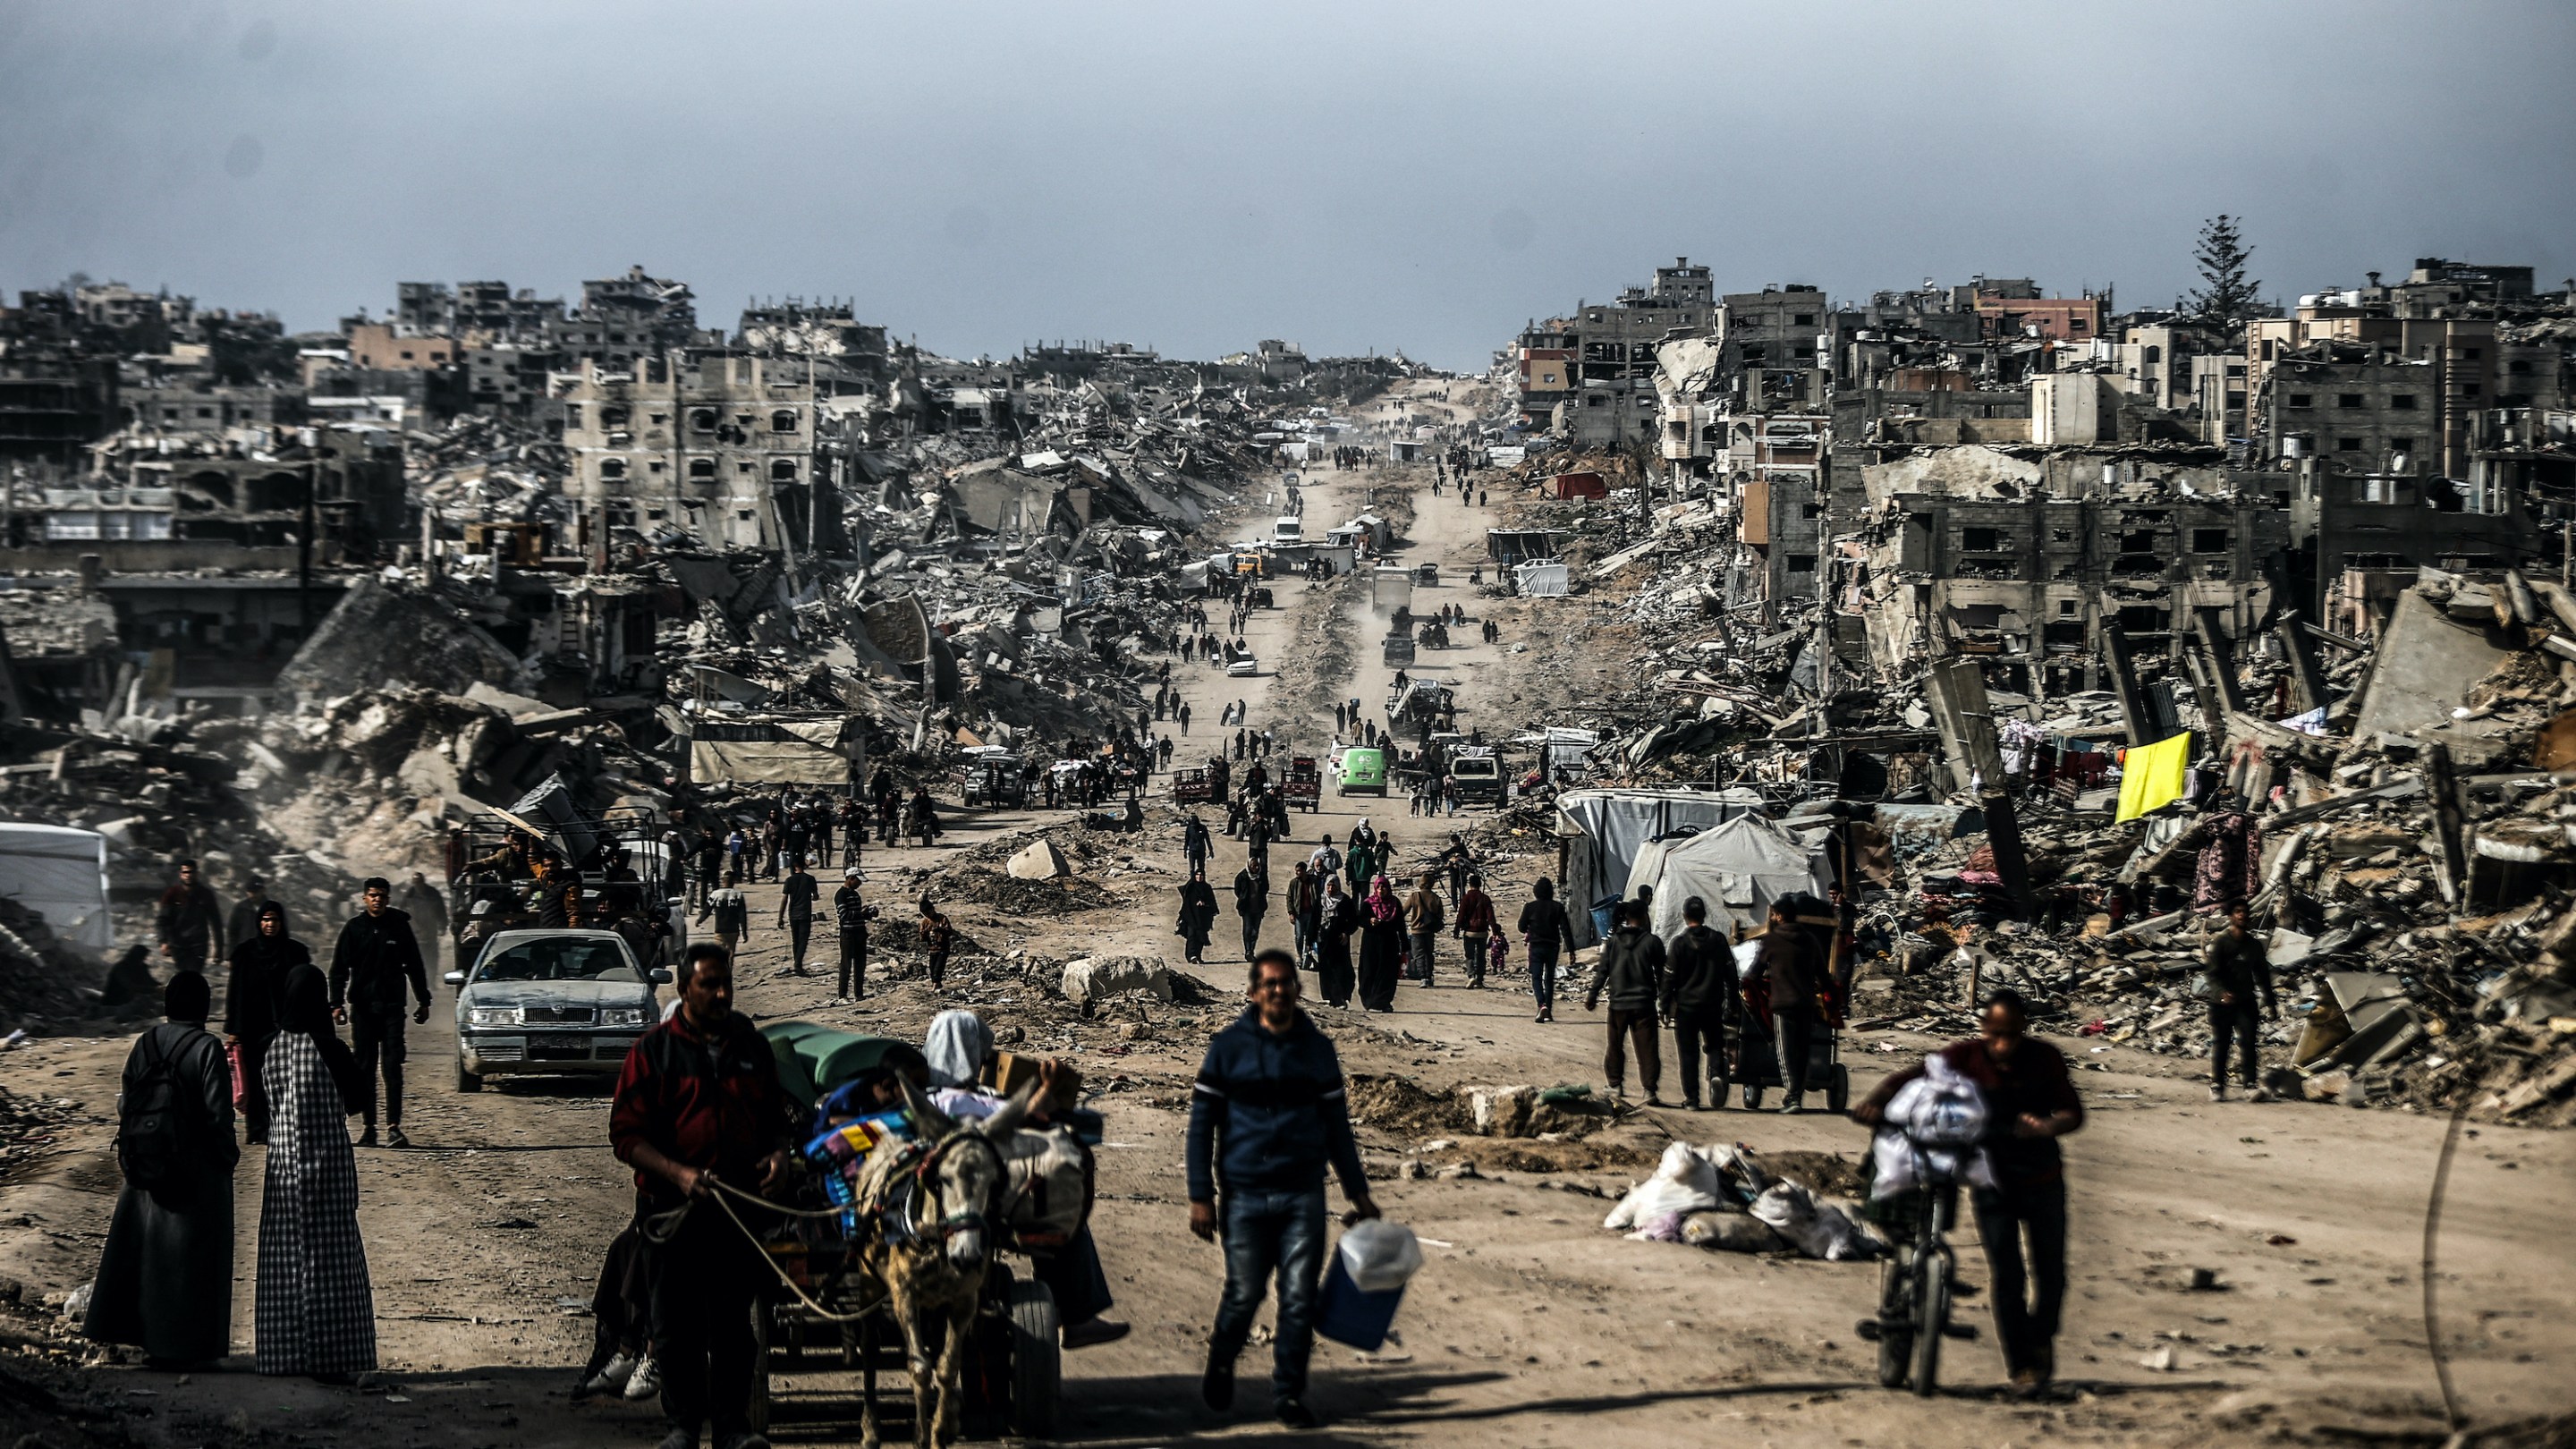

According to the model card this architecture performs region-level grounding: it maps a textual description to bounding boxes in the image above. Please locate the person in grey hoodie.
[1584,897,1665,1104]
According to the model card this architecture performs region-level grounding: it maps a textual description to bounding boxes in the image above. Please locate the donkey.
[856,1076,1035,1449]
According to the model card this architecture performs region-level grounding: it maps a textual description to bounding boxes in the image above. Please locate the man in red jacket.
[611,944,792,1449]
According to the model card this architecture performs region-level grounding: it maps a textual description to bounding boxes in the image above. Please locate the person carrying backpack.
[84,972,239,1366]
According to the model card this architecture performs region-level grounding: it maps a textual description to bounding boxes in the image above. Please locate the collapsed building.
[1476,254,2576,1125]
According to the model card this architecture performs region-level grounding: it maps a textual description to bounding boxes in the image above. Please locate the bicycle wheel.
[1875,1253,1912,1388]
[1911,1248,1950,1397]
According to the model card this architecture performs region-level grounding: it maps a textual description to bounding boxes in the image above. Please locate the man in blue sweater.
[1188,948,1379,1428]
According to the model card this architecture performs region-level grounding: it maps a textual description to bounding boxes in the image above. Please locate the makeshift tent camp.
[1554,787,1765,946]
[1625,815,1834,942]
[0,824,110,953]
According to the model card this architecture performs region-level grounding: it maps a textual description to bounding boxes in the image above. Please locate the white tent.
[1625,814,1832,942]
[1514,562,1569,597]
[0,824,112,953]
[1554,787,1765,945]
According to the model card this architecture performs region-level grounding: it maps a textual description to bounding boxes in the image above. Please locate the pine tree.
[2188,215,2261,326]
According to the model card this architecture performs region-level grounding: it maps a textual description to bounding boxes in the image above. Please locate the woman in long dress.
[1356,875,1407,1012]
[83,972,237,1365]
[1175,868,1219,965]
[256,963,377,1381]
[1313,877,1359,1008]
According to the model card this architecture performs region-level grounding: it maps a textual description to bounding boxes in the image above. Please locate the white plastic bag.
[1602,1140,1723,1232]
[1337,1219,1424,1293]
[1887,1055,1988,1148]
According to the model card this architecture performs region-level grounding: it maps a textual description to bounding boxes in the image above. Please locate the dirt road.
[0,378,2569,1446]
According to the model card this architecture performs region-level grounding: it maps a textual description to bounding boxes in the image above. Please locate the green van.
[1337,747,1388,796]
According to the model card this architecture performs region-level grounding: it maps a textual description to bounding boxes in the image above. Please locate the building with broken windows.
[557,354,824,552]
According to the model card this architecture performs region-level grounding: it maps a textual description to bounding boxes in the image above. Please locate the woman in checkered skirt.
[257,964,377,1379]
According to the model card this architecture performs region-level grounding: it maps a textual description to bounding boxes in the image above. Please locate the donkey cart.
[748,1240,1060,1442]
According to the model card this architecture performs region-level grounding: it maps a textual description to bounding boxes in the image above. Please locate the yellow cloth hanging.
[2114,732,2193,822]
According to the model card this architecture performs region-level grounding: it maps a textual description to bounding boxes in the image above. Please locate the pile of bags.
[1602,1141,1884,1260]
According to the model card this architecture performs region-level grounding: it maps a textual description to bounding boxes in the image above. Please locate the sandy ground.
[0,378,2569,1446]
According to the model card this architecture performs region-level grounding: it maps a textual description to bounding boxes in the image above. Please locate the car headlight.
[597,1007,648,1029]
[467,1006,523,1028]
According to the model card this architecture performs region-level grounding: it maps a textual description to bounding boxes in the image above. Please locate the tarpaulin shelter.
[1553,787,1765,946]
[0,824,112,952]
[1624,815,1834,942]
[762,1021,929,1110]
[1514,563,1570,597]
[688,716,865,787]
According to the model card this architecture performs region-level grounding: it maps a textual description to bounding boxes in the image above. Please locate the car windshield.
[478,939,640,984]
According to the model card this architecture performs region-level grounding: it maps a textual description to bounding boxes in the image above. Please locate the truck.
[1369,566,1413,615]
[1381,631,1416,668]
[1448,750,1504,809]
[1283,756,1322,812]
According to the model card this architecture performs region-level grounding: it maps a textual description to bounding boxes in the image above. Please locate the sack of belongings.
[1603,1141,1725,1241]
[1749,1181,1881,1260]
[1868,1055,1996,1200]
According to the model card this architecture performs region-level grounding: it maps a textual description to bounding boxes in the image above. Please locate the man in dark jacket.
[1754,901,1827,1114]
[1585,898,1665,1104]
[1231,865,1267,962]
[2202,900,2279,1102]
[1453,874,1496,988]
[225,902,306,1144]
[1854,988,2083,1394]
[611,944,792,1449]
[1658,895,1737,1111]
[154,860,221,977]
[327,877,433,1148]
[1516,877,1578,1022]
[1187,950,1377,1430]
[832,868,876,1002]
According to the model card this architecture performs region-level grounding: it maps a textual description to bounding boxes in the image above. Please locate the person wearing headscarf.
[256,963,377,1381]
[83,973,238,1366]
[1312,876,1359,1009]
[1356,876,1407,1013]
[916,1011,1130,1352]
[225,902,306,1146]
[1176,868,1219,966]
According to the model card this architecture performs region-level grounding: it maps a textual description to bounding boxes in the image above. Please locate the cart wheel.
[1827,1063,1851,1114]
[1005,1278,1061,1438]
[748,1298,773,1434]
[1742,1082,1764,1110]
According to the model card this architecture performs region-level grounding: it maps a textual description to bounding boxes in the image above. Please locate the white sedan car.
[1225,656,1260,677]
[445,928,668,1091]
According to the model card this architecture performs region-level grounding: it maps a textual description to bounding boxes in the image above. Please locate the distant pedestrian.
[1356,876,1405,1011]
[1177,869,1219,966]
[227,875,278,953]
[918,903,956,987]
[326,877,431,1149]
[1232,865,1267,962]
[2202,900,2279,1102]
[1749,900,1826,1114]
[84,971,238,1367]
[700,872,749,960]
[1660,896,1737,1111]
[225,902,305,1145]
[777,856,819,975]
[155,859,220,977]
[1586,897,1665,1105]
[834,869,876,1002]
[1402,872,1444,985]
[1516,878,1577,1023]
[1454,874,1496,988]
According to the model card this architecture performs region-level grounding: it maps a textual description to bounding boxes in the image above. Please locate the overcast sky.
[4,1,2571,372]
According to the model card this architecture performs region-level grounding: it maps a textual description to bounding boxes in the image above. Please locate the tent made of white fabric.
[1626,814,1833,942]
[1554,787,1765,945]
[0,824,112,952]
